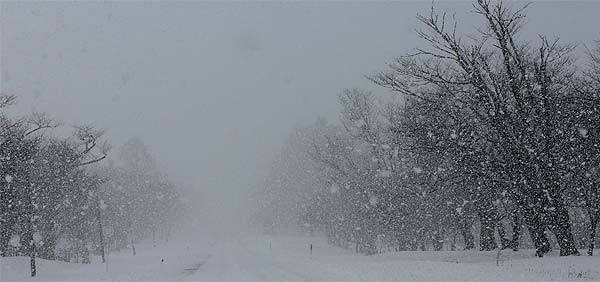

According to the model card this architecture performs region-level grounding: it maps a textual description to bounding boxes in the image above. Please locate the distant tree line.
[257,0,600,257]
[0,95,180,276]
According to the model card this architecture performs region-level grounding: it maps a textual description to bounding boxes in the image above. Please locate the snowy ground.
[2,231,600,281]
[187,235,600,281]
[1,239,211,281]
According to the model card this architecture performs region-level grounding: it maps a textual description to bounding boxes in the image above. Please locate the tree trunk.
[496,222,510,249]
[451,233,457,251]
[587,217,597,256]
[479,224,497,251]
[432,229,444,251]
[82,246,90,264]
[586,184,598,256]
[153,228,156,247]
[98,217,106,263]
[96,196,106,263]
[364,236,377,255]
[510,213,522,251]
[166,224,171,242]
[131,238,136,256]
[0,228,8,257]
[479,211,497,251]
[520,202,551,257]
[30,246,36,277]
[544,193,580,256]
[461,221,475,250]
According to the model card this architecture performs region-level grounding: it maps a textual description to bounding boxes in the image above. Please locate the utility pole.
[103,226,113,272]
[96,193,106,263]
[30,243,36,277]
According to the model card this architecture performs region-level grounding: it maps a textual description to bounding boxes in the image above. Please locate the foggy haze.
[2,1,600,281]
[4,1,598,207]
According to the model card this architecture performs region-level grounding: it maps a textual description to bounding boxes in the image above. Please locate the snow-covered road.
[183,238,314,281]
[3,231,600,281]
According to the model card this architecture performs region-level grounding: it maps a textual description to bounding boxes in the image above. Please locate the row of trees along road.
[256,0,600,257]
[0,95,181,277]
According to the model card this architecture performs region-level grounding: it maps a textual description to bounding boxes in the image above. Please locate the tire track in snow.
[178,254,211,279]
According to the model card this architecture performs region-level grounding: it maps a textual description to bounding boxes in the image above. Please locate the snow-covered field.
[1,239,210,281]
[2,231,600,281]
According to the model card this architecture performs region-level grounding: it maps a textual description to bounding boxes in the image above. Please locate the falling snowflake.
[330,184,339,194]
[33,232,42,243]
[5,174,13,183]
[9,234,20,247]
[578,128,588,138]
[369,195,379,206]
[354,119,366,128]
[379,170,392,178]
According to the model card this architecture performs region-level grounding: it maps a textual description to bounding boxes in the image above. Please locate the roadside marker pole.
[105,245,109,272]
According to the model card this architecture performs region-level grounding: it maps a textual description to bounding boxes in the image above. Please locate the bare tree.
[72,124,111,167]
[370,0,580,256]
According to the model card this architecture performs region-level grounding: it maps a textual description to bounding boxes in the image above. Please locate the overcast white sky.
[1,1,599,213]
